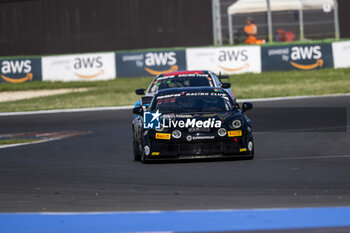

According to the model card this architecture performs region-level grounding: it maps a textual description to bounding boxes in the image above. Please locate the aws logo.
[73,56,104,79]
[0,60,33,83]
[144,52,178,75]
[290,46,324,70]
[217,49,249,72]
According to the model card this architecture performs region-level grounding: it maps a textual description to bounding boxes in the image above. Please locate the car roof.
[159,70,210,77]
[156,86,224,95]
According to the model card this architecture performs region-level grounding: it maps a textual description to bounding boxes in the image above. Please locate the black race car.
[132,87,254,163]
[134,70,234,108]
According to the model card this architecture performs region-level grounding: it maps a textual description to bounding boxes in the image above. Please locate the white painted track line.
[237,93,350,103]
[0,105,134,117]
[263,154,350,161]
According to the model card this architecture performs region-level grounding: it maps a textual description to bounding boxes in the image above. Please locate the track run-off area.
[0,95,350,232]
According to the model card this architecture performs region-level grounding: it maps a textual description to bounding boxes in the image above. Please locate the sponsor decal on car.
[163,118,221,129]
[188,127,210,133]
[144,111,222,130]
[228,130,242,137]
[144,110,162,129]
[192,135,215,140]
[155,133,171,140]
[177,73,209,78]
[156,92,226,100]
[175,114,194,118]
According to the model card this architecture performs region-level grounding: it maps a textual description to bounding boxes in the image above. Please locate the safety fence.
[0,41,349,83]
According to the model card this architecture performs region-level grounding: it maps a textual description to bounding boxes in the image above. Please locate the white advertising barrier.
[332,41,350,69]
[42,52,116,82]
[186,46,261,74]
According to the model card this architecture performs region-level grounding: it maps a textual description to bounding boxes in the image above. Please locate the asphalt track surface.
[0,95,350,216]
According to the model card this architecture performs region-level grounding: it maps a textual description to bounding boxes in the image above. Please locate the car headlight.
[218,128,227,137]
[232,119,242,128]
[172,130,182,139]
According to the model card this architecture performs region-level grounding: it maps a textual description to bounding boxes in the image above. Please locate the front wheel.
[140,145,151,164]
[133,138,141,161]
[244,139,254,160]
[140,149,148,164]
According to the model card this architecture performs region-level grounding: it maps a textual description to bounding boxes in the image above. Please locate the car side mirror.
[133,106,144,115]
[218,75,229,80]
[221,82,231,88]
[242,102,253,112]
[135,88,146,95]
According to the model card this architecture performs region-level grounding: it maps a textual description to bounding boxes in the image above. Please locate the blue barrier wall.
[261,44,333,71]
[0,58,42,83]
[116,50,187,78]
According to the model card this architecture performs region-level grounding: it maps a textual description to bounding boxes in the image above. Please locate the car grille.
[155,141,242,157]
[179,142,222,155]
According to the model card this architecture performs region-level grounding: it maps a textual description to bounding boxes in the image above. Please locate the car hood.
[160,110,243,127]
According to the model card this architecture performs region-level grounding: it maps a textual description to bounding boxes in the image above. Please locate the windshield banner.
[186,46,261,75]
[261,44,333,71]
[116,50,186,77]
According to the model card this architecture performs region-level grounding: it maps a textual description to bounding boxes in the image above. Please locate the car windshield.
[148,75,215,94]
[150,92,234,113]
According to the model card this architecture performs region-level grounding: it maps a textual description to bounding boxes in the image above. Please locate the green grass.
[0,139,40,145]
[0,77,153,112]
[0,68,350,113]
[229,68,350,99]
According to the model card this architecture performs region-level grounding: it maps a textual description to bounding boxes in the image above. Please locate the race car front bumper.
[146,138,252,160]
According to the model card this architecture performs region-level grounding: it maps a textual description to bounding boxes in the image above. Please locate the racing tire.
[140,149,148,164]
[133,138,141,161]
[243,139,254,160]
